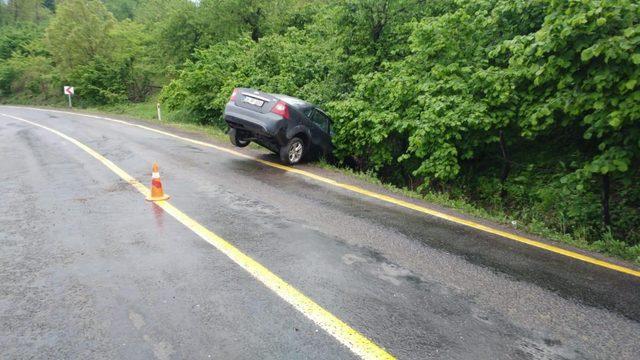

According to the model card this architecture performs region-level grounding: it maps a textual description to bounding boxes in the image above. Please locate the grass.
[5,98,639,265]
[93,100,160,121]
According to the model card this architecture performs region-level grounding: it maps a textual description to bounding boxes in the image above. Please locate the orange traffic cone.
[146,163,170,201]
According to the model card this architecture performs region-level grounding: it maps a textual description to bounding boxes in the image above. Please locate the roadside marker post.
[63,86,74,108]
[157,102,162,121]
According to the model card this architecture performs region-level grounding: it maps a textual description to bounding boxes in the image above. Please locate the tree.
[45,0,116,75]
[102,0,141,20]
[0,0,50,25]
[505,0,640,228]
[0,24,41,60]
[199,0,309,42]
[109,19,159,101]
[45,0,157,104]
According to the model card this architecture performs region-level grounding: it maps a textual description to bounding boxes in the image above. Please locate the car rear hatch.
[234,89,279,114]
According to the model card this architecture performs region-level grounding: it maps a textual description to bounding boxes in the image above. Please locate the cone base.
[146,194,170,202]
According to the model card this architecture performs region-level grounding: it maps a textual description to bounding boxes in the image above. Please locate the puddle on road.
[342,250,426,288]
[151,203,165,231]
[516,336,581,360]
[105,181,135,193]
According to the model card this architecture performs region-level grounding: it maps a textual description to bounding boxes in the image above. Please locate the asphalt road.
[1,106,639,359]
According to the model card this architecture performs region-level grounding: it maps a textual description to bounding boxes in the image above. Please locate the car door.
[308,108,333,155]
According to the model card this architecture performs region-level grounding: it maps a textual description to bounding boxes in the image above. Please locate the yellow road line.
[9,106,640,279]
[0,112,395,360]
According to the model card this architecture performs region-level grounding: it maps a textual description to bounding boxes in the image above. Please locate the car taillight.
[271,101,290,119]
[230,88,238,101]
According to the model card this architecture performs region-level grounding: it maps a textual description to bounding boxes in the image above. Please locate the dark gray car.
[223,88,333,165]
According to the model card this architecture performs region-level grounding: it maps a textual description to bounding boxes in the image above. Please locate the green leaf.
[581,48,594,62]
[609,116,621,128]
[613,160,629,172]
[624,79,637,90]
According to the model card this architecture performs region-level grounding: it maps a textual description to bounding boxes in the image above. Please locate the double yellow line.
[14,106,639,279]
[1,113,395,360]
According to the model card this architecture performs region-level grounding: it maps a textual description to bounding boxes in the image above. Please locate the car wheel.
[280,137,305,165]
[229,128,250,147]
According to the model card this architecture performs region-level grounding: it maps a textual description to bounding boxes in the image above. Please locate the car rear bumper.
[224,102,282,137]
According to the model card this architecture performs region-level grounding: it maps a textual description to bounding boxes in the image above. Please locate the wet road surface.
[1,106,639,359]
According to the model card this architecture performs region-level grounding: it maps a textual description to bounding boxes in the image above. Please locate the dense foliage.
[0,0,638,259]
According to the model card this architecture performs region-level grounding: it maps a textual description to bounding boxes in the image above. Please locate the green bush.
[161,39,253,125]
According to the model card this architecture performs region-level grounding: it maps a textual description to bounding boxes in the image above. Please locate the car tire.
[229,128,250,147]
[280,137,305,165]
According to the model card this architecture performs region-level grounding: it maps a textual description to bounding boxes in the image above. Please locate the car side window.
[310,109,330,134]
[303,108,314,119]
